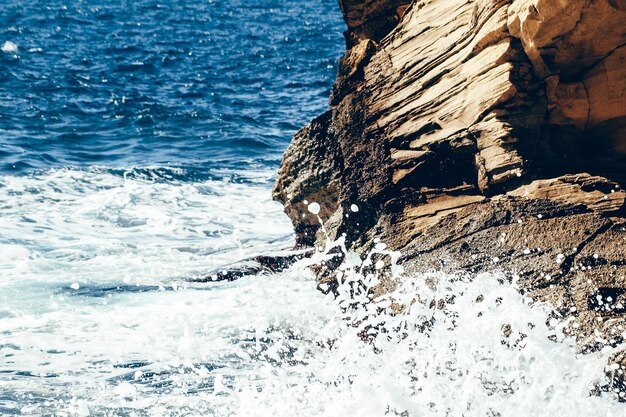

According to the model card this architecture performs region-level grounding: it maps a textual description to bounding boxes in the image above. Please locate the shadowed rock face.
[274,0,626,368]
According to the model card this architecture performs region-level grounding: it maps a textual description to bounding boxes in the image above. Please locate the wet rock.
[274,0,626,385]
[273,112,343,247]
[191,250,313,282]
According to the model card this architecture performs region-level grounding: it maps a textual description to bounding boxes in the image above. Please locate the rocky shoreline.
[274,0,626,385]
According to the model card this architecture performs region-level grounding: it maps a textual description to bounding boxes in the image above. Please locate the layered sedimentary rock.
[274,0,626,370]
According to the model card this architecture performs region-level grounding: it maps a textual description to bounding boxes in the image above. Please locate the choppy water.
[0,1,623,416]
[0,0,341,172]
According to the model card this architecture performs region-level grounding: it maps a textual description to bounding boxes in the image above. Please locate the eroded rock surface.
[274,0,626,376]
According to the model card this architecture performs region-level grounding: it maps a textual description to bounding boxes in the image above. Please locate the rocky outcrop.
[274,0,626,375]
[192,250,313,282]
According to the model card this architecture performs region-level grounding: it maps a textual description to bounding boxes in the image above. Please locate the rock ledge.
[274,0,626,380]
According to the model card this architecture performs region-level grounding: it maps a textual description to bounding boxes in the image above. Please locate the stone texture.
[273,111,343,246]
[339,0,412,46]
[192,250,313,282]
[273,0,626,381]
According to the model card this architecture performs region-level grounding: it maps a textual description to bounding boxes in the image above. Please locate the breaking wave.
[1,168,624,416]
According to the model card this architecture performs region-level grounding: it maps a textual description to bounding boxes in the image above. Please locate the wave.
[2,184,624,415]
[0,166,292,289]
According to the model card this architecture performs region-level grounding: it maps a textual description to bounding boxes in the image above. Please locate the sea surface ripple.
[0,0,343,174]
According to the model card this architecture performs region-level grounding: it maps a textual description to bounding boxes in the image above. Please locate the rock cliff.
[274,0,626,380]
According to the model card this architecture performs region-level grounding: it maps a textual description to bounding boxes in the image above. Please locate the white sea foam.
[2,40,18,53]
[0,167,292,290]
[0,167,624,416]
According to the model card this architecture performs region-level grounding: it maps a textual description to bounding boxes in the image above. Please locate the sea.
[0,1,623,416]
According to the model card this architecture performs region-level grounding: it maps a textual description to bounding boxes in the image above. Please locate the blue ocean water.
[0,0,344,175]
[0,1,346,415]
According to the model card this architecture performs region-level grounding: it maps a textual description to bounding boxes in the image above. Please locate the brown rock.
[274,0,626,386]
[273,111,343,246]
[506,174,625,213]
[339,0,412,46]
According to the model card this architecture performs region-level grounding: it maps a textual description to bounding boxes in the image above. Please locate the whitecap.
[2,40,18,53]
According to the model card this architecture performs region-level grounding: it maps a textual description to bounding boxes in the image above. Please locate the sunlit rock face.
[274,0,626,362]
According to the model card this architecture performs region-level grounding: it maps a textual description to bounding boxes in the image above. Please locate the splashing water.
[1,172,625,416]
[230,234,625,417]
